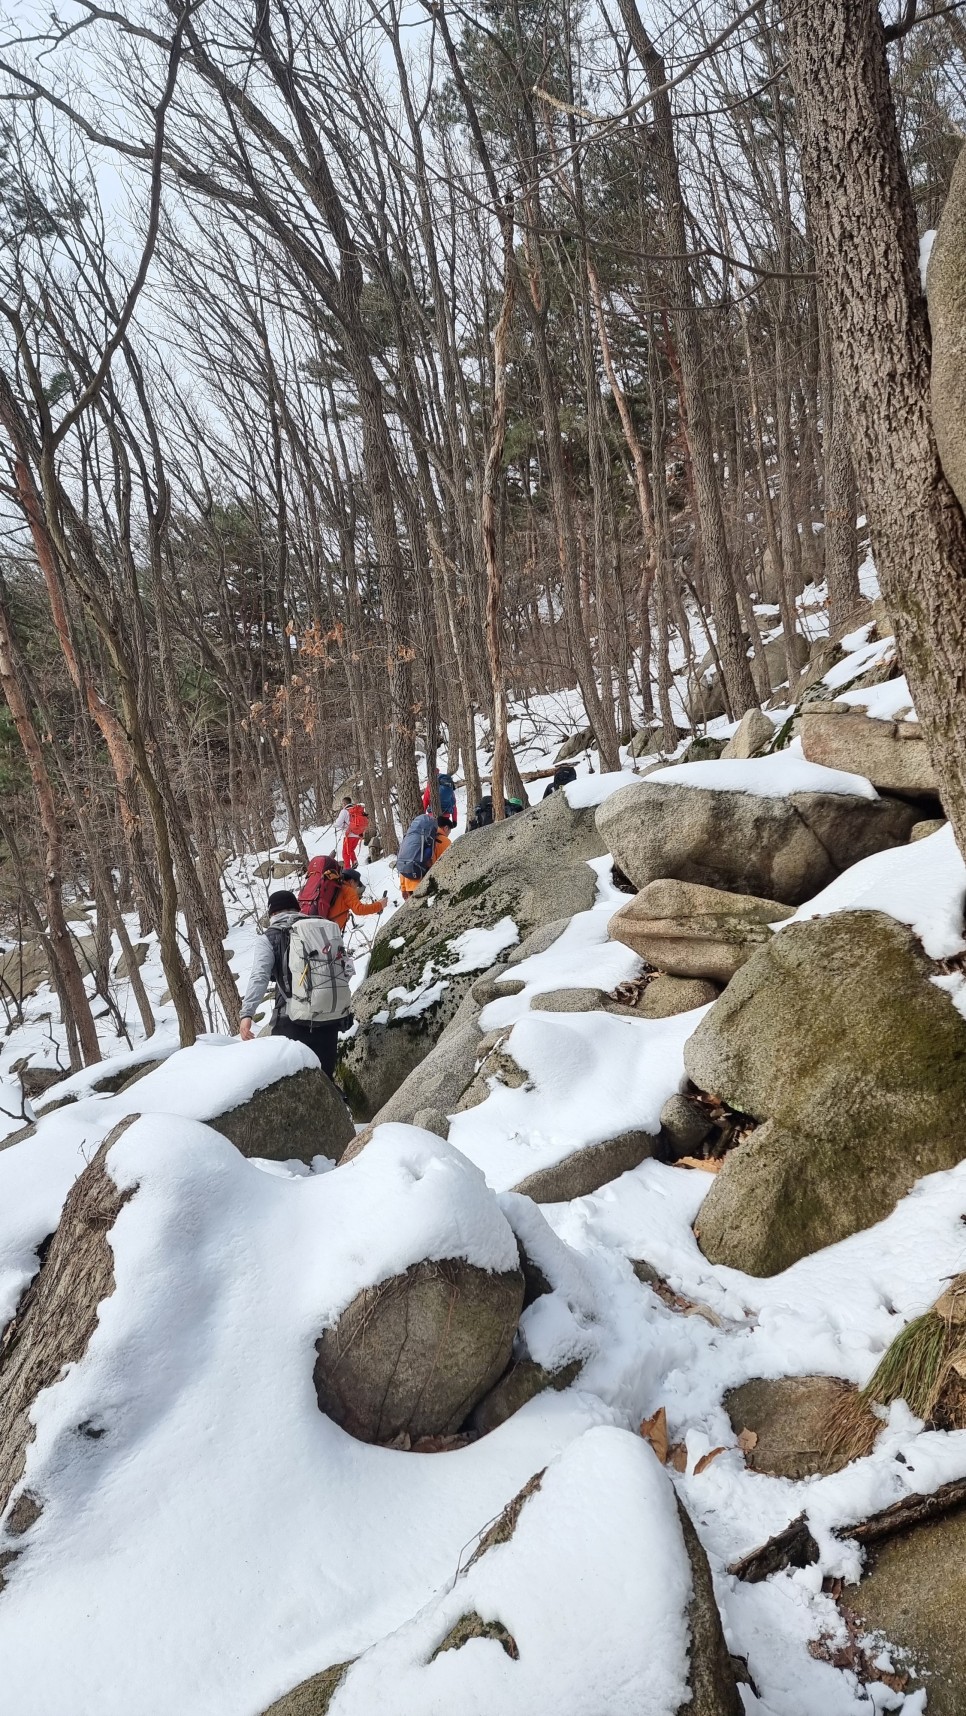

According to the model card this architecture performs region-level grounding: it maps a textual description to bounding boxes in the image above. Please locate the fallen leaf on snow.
[693,1446,727,1475]
[639,1406,669,1465]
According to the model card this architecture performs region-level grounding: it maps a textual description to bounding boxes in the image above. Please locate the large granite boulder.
[34,1040,355,1166]
[358,920,572,1134]
[313,1256,524,1444]
[800,704,937,794]
[596,773,917,906]
[340,795,606,1120]
[208,1066,354,1164]
[686,911,966,1274]
[847,1510,966,1716]
[0,1129,131,1543]
[609,879,794,984]
[264,1430,741,1716]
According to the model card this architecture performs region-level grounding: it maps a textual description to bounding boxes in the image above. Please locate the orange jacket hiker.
[399,824,452,896]
[330,875,386,934]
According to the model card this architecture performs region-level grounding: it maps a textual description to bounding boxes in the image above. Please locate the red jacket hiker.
[336,802,369,868]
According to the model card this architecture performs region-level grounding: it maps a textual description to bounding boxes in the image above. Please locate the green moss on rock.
[366,937,399,977]
[688,911,966,1273]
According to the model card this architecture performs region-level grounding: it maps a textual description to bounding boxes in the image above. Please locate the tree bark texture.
[781,0,966,855]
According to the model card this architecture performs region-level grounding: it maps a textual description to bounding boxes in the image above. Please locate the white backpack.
[285,917,352,1024]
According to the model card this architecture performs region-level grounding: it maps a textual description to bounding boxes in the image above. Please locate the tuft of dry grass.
[819,1385,882,1469]
[822,1292,966,1467]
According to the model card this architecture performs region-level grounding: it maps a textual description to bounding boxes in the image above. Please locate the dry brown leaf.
[669,1443,688,1473]
[684,1301,724,1327]
[639,1406,669,1465]
[674,1156,724,1174]
[693,1445,726,1475]
[737,1427,759,1455]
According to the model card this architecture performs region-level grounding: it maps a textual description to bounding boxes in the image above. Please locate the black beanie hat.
[268,889,300,916]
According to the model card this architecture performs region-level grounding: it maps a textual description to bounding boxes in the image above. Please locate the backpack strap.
[266,925,292,999]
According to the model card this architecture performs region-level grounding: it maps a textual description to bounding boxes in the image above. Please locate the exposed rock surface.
[597,779,917,906]
[659,1093,715,1158]
[800,705,937,793]
[0,1126,133,1547]
[469,1356,582,1435]
[609,879,794,984]
[724,1375,861,1479]
[720,709,775,760]
[678,1504,743,1716]
[686,911,966,1273]
[261,1662,352,1715]
[0,941,50,1003]
[339,795,605,1119]
[638,974,719,1017]
[510,1129,656,1202]
[313,1258,524,1444]
[555,726,592,761]
[680,735,726,764]
[212,1065,354,1164]
[847,1510,966,1716]
[113,941,150,980]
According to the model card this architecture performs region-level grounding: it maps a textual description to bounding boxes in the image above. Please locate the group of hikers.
[238,763,580,1072]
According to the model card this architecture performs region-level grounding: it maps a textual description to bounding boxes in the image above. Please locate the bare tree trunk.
[0,595,101,1067]
[483,205,516,822]
[780,0,966,854]
[617,0,758,718]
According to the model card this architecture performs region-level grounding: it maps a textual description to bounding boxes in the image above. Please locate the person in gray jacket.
[239,890,355,1078]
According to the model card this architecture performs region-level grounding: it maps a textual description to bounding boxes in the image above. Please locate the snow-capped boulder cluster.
[5,680,966,1715]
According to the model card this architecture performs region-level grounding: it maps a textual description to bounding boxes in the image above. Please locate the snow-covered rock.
[313,1133,524,1444]
[800,704,937,793]
[340,792,607,1120]
[267,1429,740,1716]
[596,758,917,905]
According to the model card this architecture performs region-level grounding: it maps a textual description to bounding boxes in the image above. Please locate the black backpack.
[543,765,577,798]
[470,796,494,830]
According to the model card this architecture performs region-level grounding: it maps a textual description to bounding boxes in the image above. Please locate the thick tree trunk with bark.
[780,0,966,855]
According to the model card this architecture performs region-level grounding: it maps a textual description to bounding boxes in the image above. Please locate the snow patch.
[644,751,878,800]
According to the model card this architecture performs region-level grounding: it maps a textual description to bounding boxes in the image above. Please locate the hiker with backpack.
[542,765,577,799]
[421,771,458,826]
[329,867,387,935]
[335,797,369,868]
[397,812,453,898]
[298,854,342,920]
[299,853,387,934]
[238,890,354,1077]
[468,794,525,830]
